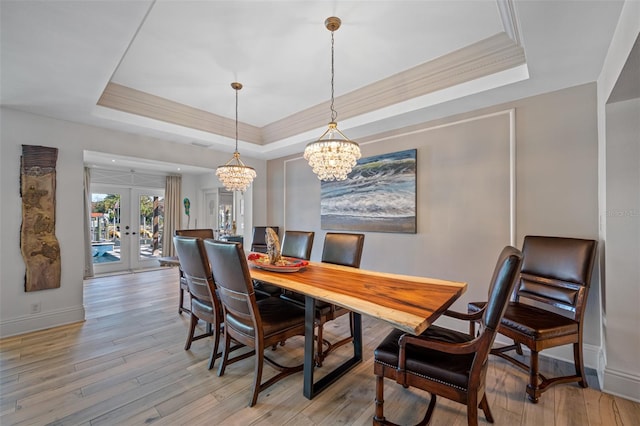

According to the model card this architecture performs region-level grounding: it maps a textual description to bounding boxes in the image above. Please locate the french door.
[91,185,164,274]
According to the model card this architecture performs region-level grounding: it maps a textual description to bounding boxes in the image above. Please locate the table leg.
[303,295,316,398]
[303,295,362,399]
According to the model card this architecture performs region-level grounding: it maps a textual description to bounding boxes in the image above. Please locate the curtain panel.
[163,175,182,257]
[83,167,94,278]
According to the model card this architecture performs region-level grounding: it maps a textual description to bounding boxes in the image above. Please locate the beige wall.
[267,83,601,367]
[597,0,640,402]
[281,111,513,282]
[605,97,640,378]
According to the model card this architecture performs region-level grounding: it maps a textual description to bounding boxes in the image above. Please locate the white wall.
[597,0,640,402]
[1,113,86,336]
[268,83,602,369]
[604,98,640,399]
[0,108,266,337]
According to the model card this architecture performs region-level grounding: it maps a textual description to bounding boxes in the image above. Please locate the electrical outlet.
[30,302,41,314]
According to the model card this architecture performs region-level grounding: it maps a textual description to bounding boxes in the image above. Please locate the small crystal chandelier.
[304,17,361,181]
[216,82,256,192]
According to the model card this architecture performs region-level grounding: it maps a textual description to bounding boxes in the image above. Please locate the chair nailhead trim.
[374,360,466,392]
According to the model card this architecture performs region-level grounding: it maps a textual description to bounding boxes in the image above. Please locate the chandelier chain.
[234,86,239,152]
[216,82,256,192]
[303,16,361,182]
[330,30,337,123]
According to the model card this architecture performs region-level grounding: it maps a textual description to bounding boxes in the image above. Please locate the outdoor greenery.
[92,194,162,224]
[92,194,164,241]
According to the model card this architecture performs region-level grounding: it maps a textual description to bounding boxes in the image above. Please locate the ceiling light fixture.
[304,17,361,181]
[216,82,256,192]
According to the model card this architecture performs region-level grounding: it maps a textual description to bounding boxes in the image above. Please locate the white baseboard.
[490,335,640,402]
[0,305,85,338]
[602,368,640,403]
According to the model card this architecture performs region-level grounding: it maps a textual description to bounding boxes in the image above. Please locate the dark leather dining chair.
[281,232,364,366]
[281,230,315,260]
[250,226,279,253]
[174,229,214,314]
[254,230,315,298]
[203,239,306,407]
[373,246,523,426]
[468,235,597,403]
[173,235,221,370]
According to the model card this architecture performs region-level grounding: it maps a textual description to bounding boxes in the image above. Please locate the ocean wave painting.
[321,149,416,233]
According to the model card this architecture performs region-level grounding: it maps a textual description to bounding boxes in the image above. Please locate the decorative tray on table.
[247,253,308,273]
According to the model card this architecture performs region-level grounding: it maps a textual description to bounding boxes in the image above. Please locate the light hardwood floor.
[1,268,638,425]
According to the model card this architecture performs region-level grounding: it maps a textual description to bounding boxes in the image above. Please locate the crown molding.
[97,32,525,148]
[97,82,263,145]
[262,32,525,143]
[497,0,522,46]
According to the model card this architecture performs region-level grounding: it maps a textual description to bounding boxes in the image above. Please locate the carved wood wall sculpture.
[20,145,61,291]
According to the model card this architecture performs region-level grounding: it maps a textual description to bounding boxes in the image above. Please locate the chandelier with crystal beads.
[216,82,256,192]
[304,17,361,181]
[304,122,360,181]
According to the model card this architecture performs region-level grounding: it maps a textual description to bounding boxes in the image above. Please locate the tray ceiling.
[1,1,625,167]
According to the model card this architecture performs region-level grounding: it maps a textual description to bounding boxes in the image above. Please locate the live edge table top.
[249,260,467,336]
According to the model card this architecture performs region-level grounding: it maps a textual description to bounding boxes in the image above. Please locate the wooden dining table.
[249,259,467,399]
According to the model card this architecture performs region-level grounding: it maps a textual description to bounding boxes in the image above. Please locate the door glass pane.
[91,193,121,264]
[138,194,164,260]
[218,189,234,236]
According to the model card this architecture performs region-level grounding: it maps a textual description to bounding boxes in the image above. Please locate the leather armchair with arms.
[373,246,523,426]
[468,235,597,403]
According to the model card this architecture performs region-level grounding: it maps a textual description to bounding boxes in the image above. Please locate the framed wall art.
[20,145,61,291]
[321,149,416,233]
